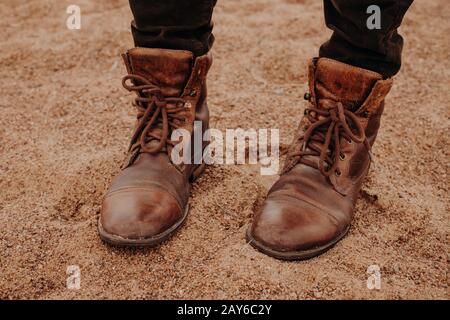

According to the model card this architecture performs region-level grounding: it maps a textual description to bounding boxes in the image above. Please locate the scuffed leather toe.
[250,194,345,253]
[100,187,183,240]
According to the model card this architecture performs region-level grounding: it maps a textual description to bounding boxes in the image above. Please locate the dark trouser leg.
[320,0,413,78]
[128,0,217,56]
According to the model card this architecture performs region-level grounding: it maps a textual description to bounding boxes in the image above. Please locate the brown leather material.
[121,48,211,170]
[99,48,211,244]
[125,48,193,97]
[314,58,382,110]
[248,58,392,259]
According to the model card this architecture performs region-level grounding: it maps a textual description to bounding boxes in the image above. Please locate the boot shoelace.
[122,74,189,155]
[290,101,372,177]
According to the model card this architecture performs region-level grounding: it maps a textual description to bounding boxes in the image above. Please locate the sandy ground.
[0,0,449,300]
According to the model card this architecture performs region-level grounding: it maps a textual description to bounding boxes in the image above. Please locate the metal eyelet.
[339,153,346,161]
[189,89,197,97]
[347,139,353,144]
[304,92,312,101]
[335,170,342,177]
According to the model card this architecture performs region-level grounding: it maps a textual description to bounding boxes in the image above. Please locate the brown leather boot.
[247,58,393,260]
[98,48,211,246]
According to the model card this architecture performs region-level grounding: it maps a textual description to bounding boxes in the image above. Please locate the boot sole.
[245,224,351,261]
[97,163,206,247]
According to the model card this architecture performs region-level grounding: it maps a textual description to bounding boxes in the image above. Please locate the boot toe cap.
[249,195,346,255]
[99,187,184,242]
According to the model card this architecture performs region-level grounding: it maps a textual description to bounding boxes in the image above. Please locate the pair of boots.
[98,48,393,260]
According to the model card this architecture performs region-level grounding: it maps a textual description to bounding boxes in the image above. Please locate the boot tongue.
[126,48,193,97]
[313,58,382,111]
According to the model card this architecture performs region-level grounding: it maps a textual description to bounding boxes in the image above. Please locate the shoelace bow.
[122,74,189,155]
[290,100,372,177]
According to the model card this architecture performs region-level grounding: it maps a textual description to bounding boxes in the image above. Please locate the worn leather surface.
[249,58,393,253]
[100,48,211,240]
